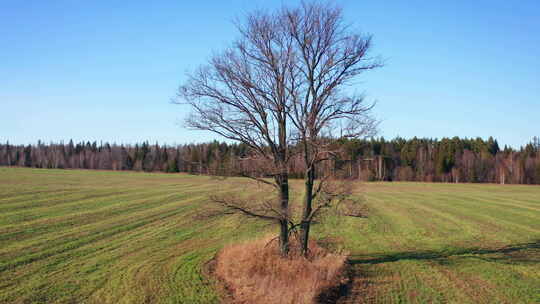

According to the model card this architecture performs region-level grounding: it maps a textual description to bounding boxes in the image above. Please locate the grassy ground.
[0,167,538,304]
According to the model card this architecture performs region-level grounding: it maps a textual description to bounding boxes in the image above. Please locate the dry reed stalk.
[214,236,348,304]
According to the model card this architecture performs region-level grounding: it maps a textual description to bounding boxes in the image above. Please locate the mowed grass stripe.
[0,190,186,244]
[363,192,483,248]
[391,191,539,240]
[0,207,218,304]
[443,191,540,225]
[0,191,213,263]
[0,183,213,238]
[0,186,154,212]
[471,192,540,211]
[340,183,539,304]
[425,195,539,237]
[0,188,81,204]
[1,212,206,301]
[0,173,236,302]
[418,191,540,236]
[0,203,186,272]
[0,181,207,217]
[4,205,254,303]
[0,189,145,223]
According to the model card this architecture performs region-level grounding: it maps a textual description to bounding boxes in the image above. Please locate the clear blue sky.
[1,1,539,148]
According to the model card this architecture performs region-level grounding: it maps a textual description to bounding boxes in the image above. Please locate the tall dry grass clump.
[214,236,348,304]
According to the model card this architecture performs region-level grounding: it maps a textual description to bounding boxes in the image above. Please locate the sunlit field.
[1,167,538,304]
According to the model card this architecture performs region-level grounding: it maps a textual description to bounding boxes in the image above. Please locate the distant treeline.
[1,137,540,184]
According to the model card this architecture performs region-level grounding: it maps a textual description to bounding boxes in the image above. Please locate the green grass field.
[1,167,539,304]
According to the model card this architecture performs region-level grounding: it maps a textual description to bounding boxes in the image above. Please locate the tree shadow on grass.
[347,239,540,266]
[333,240,539,303]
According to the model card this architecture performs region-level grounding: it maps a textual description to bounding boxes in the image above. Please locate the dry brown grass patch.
[214,236,348,304]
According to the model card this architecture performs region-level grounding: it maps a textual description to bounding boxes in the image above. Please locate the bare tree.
[278,3,381,255]
[177,5,296,256]
[177,1,380,256]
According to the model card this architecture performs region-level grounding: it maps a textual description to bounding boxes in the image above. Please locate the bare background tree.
[3,137,538,183]
[177,1,381,256]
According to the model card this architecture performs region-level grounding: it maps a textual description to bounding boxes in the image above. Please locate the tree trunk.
[277,172,290,256]
[300,165,314,256]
